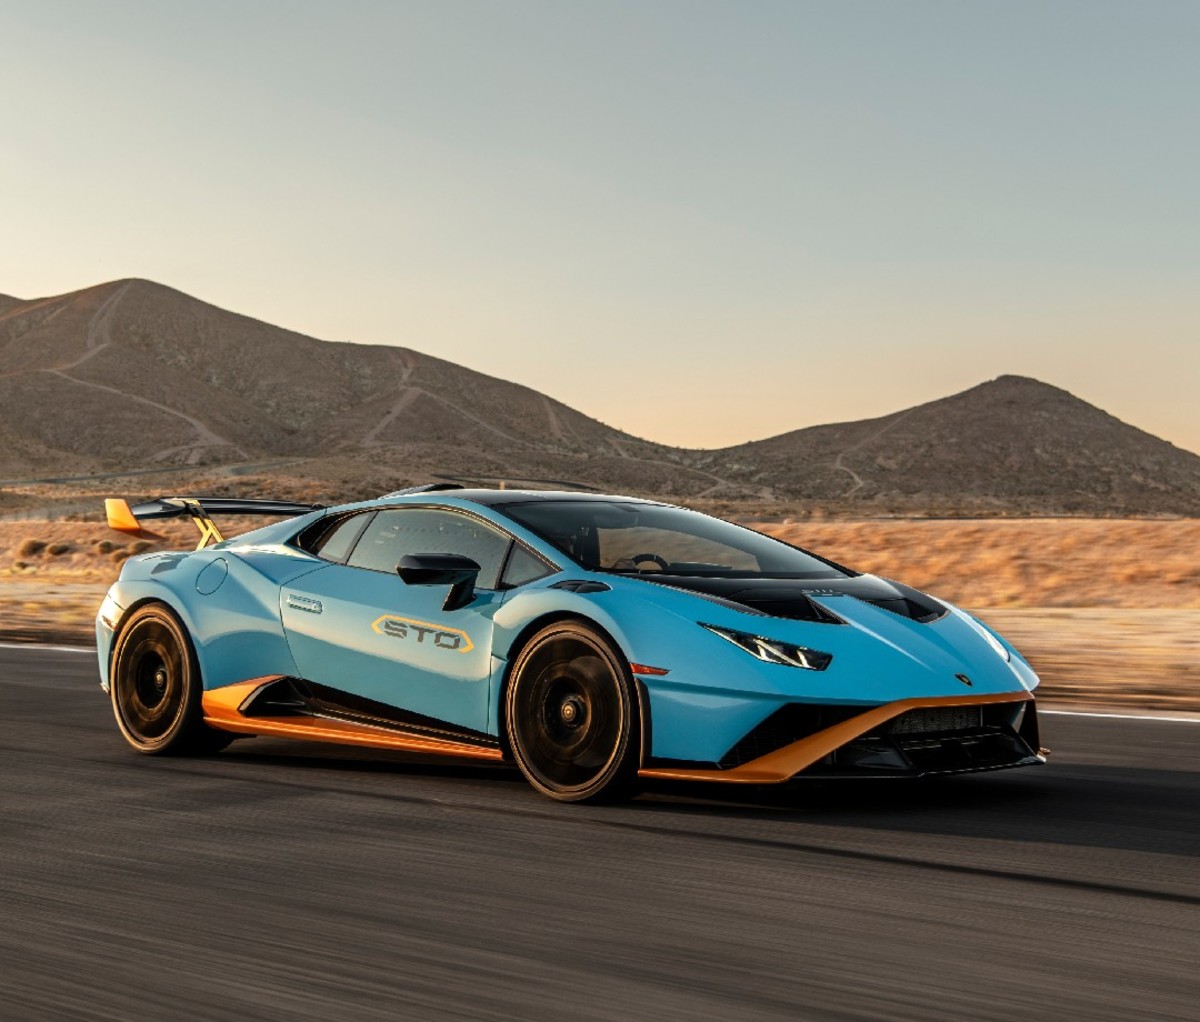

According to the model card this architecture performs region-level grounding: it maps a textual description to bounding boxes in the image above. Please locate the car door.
[279,506,513,734]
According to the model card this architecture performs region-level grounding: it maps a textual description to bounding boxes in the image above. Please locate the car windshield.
[500,501,850,579]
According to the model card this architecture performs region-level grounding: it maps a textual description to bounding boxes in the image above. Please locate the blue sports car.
[96,486,1045,802]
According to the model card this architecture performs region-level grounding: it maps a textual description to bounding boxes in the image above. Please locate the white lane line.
[0,642,94,654]
[1041,709,1200,724]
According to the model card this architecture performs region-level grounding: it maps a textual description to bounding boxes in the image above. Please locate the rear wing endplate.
[105,496,325,550]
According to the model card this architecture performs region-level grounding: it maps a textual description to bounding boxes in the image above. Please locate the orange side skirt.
[201,679,505,762]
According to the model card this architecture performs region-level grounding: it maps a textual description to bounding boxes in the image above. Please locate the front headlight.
[700,623,833,671]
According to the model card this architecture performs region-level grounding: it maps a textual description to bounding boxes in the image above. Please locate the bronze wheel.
[507,621,640,803]
[111,603,230,756]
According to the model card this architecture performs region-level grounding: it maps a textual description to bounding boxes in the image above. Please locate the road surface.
[1,646,1197,1021]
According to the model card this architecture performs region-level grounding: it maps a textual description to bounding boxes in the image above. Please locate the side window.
[346,508,511,589]
[500,544,555,588]
[311,512,373,563]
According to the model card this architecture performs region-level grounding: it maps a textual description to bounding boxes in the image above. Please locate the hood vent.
[855,581,947,623]
[723,589,845,624]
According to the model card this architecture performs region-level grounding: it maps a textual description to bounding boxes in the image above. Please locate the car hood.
[617,572,1034,699]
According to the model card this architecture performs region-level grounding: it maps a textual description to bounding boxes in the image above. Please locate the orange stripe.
[637,691,1032,784]
[201,679,504,762]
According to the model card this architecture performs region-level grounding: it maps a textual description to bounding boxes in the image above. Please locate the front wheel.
[506,621,640,803]
[110,603,231,756]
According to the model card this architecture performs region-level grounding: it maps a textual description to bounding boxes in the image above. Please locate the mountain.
[709,375,1200,514]
[1,279,1197,514]
[0,279,710,494]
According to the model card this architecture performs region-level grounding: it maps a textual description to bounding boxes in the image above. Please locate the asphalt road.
[2,646,1198,1022]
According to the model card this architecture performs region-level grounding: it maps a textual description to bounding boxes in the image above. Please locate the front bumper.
[640,692,1044,784]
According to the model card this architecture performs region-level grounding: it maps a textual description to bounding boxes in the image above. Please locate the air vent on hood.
[724,589,845,624]
[856,581,947,623]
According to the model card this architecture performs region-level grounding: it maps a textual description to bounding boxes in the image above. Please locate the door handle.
[287,594,324,614]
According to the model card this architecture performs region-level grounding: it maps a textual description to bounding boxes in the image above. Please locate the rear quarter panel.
[105,545,325,691]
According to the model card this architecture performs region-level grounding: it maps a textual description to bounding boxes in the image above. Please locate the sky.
[1,1,1197,452]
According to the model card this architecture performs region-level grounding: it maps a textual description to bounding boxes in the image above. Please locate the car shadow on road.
[217,737,525,786]
[216,736,1200,861]
[632,764,1200,859]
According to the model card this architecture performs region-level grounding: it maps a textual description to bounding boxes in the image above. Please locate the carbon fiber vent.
[719,704,865,768]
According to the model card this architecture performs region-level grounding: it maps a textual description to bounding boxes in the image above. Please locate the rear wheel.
[110,603,231,755]
[506,621,640,803]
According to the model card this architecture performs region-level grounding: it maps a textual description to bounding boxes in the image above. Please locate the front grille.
[890,705,983,735]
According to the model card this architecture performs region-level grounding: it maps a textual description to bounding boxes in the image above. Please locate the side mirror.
[396,553,481,611]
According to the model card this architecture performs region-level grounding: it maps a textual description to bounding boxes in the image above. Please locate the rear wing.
[105,496,325,550]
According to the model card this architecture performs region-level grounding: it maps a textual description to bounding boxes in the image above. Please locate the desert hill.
[711,375,1200,514]
[0,279,713,494]
[1,279,1197,514]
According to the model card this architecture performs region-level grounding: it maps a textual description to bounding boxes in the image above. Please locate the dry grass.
[0,519,259,582]
[977,609,1200,713]
[756,518,1200,609]
[0,581,105,645]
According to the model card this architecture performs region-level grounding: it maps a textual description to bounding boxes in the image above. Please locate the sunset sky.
[2,1,1197,453]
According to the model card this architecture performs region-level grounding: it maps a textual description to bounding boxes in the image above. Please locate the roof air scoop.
[379,483,465,498]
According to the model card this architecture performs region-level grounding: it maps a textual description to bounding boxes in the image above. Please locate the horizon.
[1,2,1197,454]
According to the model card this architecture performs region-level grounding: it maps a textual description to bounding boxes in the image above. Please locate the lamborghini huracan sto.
[96,486,1045,802]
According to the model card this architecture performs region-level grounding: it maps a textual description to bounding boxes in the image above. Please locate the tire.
[506,621,641,803]
[110,603,232,756]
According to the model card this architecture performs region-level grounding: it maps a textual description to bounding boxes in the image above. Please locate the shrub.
[111,549,131,564]
[17,538,46,557]
[94,540,115,554]
[128,540,154,555]
[46,542,72,556]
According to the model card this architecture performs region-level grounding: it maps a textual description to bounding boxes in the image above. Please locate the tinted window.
[311,513,373,563]
[500,544,555,588]
[501,501,848,579]
[347,508,511,588]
